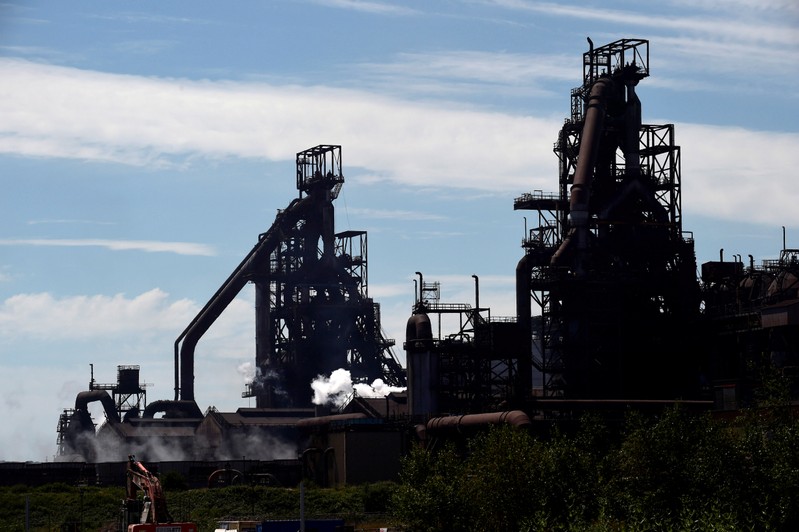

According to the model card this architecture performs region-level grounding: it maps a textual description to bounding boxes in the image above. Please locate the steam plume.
[311,368,406,409]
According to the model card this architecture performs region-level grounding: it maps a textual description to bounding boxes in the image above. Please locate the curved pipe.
[551,76,615,266]
[414,423,427,445]
[74,390,120,424]
[406,312,433,349]
[301,447,323,484]
[207,468,243,488]
[141,399,202,419]
[174,195,316,402]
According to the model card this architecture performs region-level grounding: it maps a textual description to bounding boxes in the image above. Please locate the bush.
[392,405,799,531]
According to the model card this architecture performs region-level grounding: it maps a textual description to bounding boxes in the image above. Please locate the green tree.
[392,442,467,532]
[459,425,538,531]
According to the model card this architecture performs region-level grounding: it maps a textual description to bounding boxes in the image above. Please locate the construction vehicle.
[122,455,198,532]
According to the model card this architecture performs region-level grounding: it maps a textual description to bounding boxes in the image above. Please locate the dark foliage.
[393,398,799,530]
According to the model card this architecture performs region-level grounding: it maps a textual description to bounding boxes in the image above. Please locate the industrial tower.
[172,145,405,410]
[515,38,701,399]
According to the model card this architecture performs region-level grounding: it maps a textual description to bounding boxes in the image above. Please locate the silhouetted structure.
[55,40,799,481]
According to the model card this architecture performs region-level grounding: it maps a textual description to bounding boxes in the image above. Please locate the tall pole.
[300,481,306,532]
[471,274,480,313]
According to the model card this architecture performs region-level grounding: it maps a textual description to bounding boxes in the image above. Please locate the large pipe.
[142,399,202,419]
[515,255,532,331]
[623,78,642,177]
[515,254,533,393]
[74,390,120,424]
[472,274,480,312]
[174,194,315,402]
[295,413,367,430]
[551,76,615,267]
[426,410,531,434]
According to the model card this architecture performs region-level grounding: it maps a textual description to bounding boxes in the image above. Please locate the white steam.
[238,361,255,383]
[311,368,406,410]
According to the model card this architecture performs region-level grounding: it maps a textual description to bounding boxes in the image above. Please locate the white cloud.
[0,58,556,192]
[306,0,418,15]
[485,0,798,91]
[0,238,215,256]
[0,289,196,339]
[678,123,799,225]
[347,207,448,221]
[356,50,575,98]
[0,288,255,358]
[0,56,796,229]
[490,0,798,46]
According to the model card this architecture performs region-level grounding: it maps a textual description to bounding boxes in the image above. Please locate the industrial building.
[49,38,799,487]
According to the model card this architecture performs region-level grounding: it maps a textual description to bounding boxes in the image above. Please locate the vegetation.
[392,408,799,530]
[392,400,799,531]
[0,482,399,531]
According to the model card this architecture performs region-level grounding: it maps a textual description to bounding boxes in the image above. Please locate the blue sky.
[1,0,797,461]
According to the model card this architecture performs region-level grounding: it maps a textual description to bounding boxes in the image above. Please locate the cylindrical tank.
[406,313,437,418]
[116,365,141,394]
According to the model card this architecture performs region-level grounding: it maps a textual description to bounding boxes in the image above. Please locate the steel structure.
[514,38,701,400]
[174,144,404,411]
[57,365,148,459]
[59,145,405,460]
[166,144,403,412]
[405,273,529,417]
[57,39,799,471]
[701,245,799,408]
[89,364,149,419]
[243,145,405,407]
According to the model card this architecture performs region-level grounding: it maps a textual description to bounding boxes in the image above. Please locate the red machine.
[123,455,198,532]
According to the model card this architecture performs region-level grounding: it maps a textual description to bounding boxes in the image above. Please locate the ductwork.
[174,194,316,404]
[74,390,120,424]
[296,413,367,430]
[141,399,203,419]
[426,410,531,435]
[551,76,615,268]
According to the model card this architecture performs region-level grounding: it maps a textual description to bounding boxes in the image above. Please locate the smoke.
[238,361,255,383]
[311,368,354,409]
[59,411,298,463]
[311,368,406,409]
[239,362,289,402]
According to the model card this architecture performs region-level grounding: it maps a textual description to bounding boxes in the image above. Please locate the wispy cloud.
[667,0,799,14]
[87,12,210,25]
[306,0,419,15]
[0,58,556,191]
[0,288,254,352]
[27,219,115,226]
[483,0,799,87]
[347,207,448,221]
[356,50,574,100]
[0,238,215,256]
[0,57,797,226]
[114,39,177,55]
[0,289,195,339]
[487,0,798,46]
